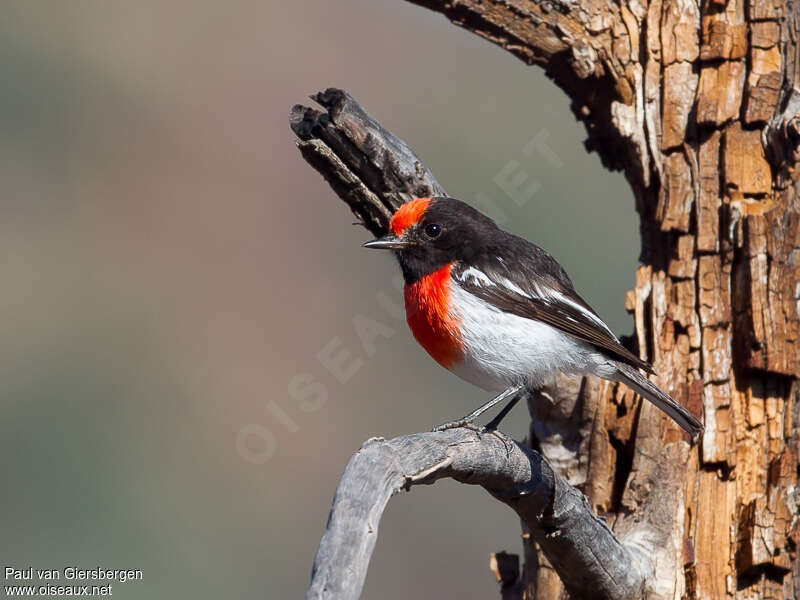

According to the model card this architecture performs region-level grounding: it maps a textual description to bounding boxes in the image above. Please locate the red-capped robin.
[363,196,703,437]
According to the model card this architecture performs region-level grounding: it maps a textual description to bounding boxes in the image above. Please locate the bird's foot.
[432,385,524,433]
[432,418,481,433]
[432,418,514,455]
[432,415,516,459]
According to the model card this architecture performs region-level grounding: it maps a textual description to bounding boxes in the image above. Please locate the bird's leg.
[432,385,524,432]
[480,391,526,457]
[482,391,523,432]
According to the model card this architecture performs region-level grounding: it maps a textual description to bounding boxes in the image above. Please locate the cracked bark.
[291,0,800,596]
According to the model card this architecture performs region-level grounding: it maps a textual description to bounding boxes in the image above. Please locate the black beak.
[362,235,412,250]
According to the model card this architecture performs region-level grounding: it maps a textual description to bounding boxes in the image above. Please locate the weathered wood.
[306,429,647,600]
[723,124,772,196]
[290,88,445,236]
[700,0,746,61]
[696,60,746,126]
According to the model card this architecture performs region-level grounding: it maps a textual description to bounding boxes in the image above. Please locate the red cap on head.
[390,198,431,236]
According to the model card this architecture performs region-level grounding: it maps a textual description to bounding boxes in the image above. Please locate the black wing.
[452,252,653,373]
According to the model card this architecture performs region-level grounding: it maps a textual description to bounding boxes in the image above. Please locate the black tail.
[612,362,704,438]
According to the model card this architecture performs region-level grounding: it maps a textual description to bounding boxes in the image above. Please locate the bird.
[362,196,703,437]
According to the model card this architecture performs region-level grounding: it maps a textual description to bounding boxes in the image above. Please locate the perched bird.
[363,196,703,437]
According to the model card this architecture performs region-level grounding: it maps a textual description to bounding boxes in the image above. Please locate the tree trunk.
[292,1,800,597]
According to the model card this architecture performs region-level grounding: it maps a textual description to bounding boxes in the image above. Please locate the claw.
[432,419,481,433]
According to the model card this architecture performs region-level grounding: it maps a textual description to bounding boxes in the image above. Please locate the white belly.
[447,284,613,392]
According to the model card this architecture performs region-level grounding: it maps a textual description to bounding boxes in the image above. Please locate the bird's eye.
[424,223,442,238]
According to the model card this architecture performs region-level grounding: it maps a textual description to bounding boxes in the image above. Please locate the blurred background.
[0,1,638,598]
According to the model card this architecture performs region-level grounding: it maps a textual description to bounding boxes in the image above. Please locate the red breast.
[403,262,463,368]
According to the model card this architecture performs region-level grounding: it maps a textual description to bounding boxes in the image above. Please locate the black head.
[363,197,500,283]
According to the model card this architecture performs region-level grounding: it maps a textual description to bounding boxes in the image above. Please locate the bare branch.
[306,429,647,600]
[290,88,445,236]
